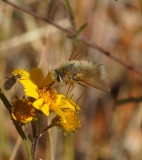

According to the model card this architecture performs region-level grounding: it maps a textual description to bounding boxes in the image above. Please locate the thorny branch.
[2,0,142,77]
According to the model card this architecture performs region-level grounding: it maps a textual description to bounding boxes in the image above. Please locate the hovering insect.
[4,74,21,90]
[50,43,110,92]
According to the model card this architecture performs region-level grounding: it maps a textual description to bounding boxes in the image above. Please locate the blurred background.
[0,0,142,160]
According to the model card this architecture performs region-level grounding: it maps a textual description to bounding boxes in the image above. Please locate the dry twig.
[115,97,142,107]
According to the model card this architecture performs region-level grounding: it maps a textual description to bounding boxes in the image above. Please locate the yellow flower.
[11,97,36,124]
[13,68,54,99]
[12,68,80,121]
[33,89,80,121]
[53,109,81,134]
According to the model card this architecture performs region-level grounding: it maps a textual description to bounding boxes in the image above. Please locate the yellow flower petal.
[12,69,30,79]
[24,88,39,99]
[12,112,33,124]
[22,117,33,124]
[51,106,65,121]
[41,71,55,87]
[30,68,44,87]
[12,69,39,99]
[49,95,79,121]
[19,79,37,90]
[41,104,50,116]
[58,97,80,111]
[33,98,50,116]
[59,99,75,111]
[62,98,81,111]
[54,95,64,105]
[19,79,38,98]
[33,98,44,109]
[11,113,17,121]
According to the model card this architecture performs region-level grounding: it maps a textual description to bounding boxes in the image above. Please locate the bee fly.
[4,74,21,90]
[50,43,110,92]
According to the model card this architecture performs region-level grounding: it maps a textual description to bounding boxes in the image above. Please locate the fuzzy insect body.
[51,60,110,92]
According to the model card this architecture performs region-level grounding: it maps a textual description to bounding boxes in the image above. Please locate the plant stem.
[0,88,12,111]
[0,89,31,160]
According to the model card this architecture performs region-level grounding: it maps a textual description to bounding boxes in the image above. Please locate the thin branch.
[115,97,142,107]
[2,0,73,36]
[40,123,56,138]
[2,0,142,77]
[80,37,142,76]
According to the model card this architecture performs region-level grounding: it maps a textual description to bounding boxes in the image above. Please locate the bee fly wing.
[76,64,110,92]
[69,41,88,60]
[78,77,110,92]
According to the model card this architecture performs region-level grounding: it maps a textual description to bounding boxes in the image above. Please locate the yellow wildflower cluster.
[11,68,80,133]
[53,109,80,134]
[11,97,36,124]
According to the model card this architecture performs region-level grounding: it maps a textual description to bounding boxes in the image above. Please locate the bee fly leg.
[66,83,74,97]
[75,84,88,109]
[53,83,67,89]
[45,81,55,90]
